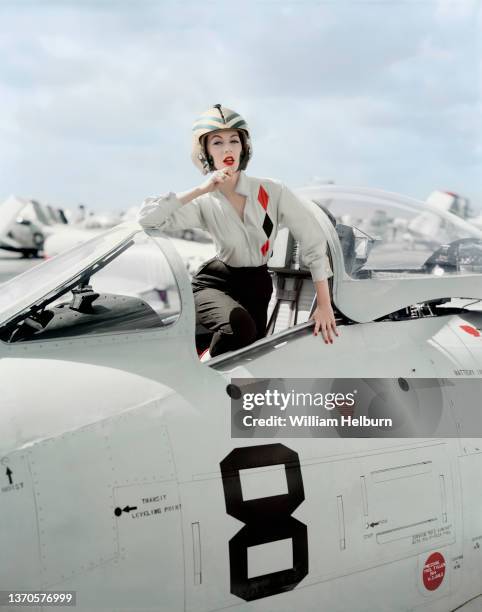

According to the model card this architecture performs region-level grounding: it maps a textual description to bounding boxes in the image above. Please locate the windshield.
[0,229,182,343]
[0,224,138,325]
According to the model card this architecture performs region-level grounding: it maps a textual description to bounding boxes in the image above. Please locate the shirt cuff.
[309,257,333,282]
[137,192,183,228]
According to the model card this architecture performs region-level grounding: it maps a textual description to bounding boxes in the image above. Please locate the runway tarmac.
[0,252,42,284]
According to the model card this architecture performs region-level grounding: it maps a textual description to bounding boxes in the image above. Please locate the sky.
[0,0,480,214]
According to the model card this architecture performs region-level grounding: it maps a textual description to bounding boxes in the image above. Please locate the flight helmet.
[191,104,252,174]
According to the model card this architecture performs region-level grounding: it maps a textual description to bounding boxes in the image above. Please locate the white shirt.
[137,171,333,282]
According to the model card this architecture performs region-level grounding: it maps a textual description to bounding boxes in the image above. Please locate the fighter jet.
[1,186,482,612]
[0,196,45,257]
[0,196,71,258]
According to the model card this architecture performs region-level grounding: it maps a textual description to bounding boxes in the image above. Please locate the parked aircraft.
[81,212,122,230]
[44,219,212,259]
[425,191,482,232]
[43,204,215,278]
[0,195,124,259]
[0,196,71,258]
[1,186,482,611]
[0,196,45,257]
[44,207,212,259]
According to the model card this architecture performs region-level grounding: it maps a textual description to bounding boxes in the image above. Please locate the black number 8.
[220,443,308,601]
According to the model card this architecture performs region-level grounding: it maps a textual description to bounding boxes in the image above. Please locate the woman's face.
[205,129,243,171]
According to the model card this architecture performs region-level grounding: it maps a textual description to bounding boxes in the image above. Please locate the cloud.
[0,0,480,211]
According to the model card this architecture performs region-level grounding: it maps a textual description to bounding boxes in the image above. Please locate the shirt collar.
[234,171,249,197]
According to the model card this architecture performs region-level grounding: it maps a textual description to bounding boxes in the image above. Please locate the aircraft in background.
[44,204,215,279]
[426,191,482,231]
[0,195,72,257]
[0,195,128,259]
[43,221,215,278]
[1,186,482,611]
[82,211,122,230]
[121,204,212,243]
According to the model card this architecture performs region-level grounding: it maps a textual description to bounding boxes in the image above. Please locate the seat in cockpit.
[335,224,356,275]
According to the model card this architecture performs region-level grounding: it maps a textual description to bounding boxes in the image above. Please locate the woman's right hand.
[200,167,234,193]
[177,167,235,205]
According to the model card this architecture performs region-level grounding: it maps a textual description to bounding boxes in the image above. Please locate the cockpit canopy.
[295,186,482,321]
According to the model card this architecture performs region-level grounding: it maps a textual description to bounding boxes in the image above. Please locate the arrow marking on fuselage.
[114,505,138,517]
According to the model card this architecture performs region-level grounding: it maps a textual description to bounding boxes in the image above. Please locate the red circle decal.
[459,325,480,337]
[423,552,446,590]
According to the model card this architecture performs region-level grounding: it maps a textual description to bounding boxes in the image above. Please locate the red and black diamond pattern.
[258,185,273,256]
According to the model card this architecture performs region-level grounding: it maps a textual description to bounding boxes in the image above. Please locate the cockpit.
[264,186,482,334]
[298,186,482,278]
[0,228,182,344]
[295,186,482,323]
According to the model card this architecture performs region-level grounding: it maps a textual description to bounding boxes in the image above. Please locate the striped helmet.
[191,104,252,174]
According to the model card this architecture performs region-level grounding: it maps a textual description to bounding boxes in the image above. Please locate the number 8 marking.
[220,443,308,601]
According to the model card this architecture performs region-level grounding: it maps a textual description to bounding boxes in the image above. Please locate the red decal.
[261,240,270,256]
[422,552,446,591]
[459,325,480,337]
[258,185,269,210]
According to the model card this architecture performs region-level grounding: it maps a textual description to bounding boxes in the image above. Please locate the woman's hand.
[310,303,339,344]
[177,167,235,205]
[200,167,234,193]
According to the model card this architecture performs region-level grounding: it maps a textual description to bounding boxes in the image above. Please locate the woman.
[138,104,338,358]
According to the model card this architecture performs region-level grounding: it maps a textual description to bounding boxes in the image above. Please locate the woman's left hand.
[310,304,339,344]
